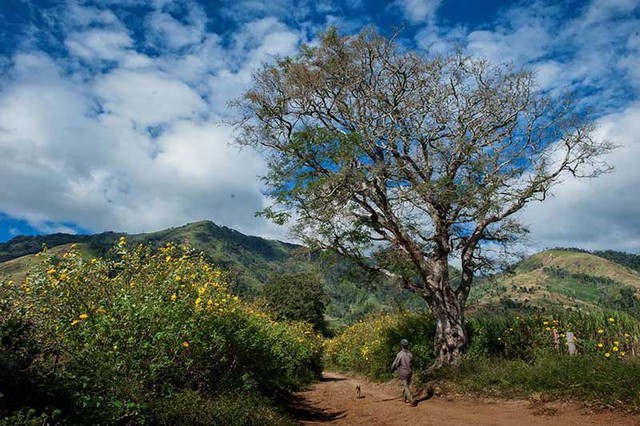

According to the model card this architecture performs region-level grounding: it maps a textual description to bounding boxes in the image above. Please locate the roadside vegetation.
[326,310,640,412]
[0,241,321,425]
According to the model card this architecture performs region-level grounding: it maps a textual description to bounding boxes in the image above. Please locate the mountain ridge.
[3,221,640,321]
[0,220,303,296]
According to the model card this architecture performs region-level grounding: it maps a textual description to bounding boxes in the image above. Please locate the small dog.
[356,385,364,399]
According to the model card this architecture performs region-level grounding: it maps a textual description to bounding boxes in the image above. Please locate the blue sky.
[0,0,639,252]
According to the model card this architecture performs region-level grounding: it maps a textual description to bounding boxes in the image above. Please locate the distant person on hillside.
[390,338,415,406]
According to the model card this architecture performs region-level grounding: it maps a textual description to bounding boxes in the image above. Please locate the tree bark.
[426,284,467,370]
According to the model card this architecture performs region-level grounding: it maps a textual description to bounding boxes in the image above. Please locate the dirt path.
[290,371,640,425]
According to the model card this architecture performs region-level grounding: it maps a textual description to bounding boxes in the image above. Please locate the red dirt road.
[291,371,640,425]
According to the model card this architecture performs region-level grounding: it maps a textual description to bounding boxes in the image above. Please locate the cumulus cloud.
[521,105,640,252]
[393,0,442,24]
[94,69,207,127]
[146,4,206,50]
[0,1,304,242]
[65,29,133,62]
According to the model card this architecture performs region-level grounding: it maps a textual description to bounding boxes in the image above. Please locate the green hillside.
[470,249,640,316]
[0,221,302,296]
[4,224,639,322]
[0,221,422,322]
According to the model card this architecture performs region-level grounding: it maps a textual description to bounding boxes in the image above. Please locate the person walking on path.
[390,339,416,406]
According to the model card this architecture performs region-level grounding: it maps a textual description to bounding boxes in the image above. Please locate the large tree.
[235,28,615,368]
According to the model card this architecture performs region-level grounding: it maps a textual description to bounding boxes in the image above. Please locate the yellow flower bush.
[325,311,434,380]
[3,241,322,424]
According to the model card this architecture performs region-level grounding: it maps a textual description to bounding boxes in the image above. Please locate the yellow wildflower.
[605,352,611,358]
[597,343,604,348]
[79,313,88,320]
[166,255,172,262]
[71,319,80,326]
[543,321,549,326]
[195,297,202,307]
[545,327,551,331]
[182,341,189,348]
[609,317,615,323]
[620,351,626,357]
[613,346,619,352]
[597,329,604,334]
[171,294,177,302]
[614,341,619,345]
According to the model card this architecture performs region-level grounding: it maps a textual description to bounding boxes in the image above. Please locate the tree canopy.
[235,28,615,367]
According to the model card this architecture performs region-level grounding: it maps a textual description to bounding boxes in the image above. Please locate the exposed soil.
[290,371,640,425]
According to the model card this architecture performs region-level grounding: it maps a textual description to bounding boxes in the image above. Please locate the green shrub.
[262,271,328,333]
[1,240,322,424]
[327,309,640,410]
[439,354,640,411]
[325,311,435,380]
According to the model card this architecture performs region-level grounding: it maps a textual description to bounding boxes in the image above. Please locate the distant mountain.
[5,225,639,321]
[0,221,425,325]
[469,249,640,316]
[0,221,303,296]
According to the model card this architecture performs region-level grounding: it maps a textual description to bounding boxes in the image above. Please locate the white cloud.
[521,104,640,252]
[65,29,133,61]
[146,5,206,50]
[393,0,441,24]
[0,2,303,242]
[94,69,207,127]
[207,17,301,117]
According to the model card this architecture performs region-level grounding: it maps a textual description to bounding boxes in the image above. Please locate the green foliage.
[327,310,640,409]
[438,354,640,412]
[1,241,321,424]
[263,271,328,333]
[0,409,61,426]
[593,249,640,272]
[325,311,436,380]
[0,221,423,321]
[0,221,300,299]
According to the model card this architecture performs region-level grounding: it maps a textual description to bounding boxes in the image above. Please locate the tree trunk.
[426,285,467,370]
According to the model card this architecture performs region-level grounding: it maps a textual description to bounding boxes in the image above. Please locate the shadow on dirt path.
[286,394,347,423]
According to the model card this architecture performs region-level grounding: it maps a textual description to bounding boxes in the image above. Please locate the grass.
[435,354,640,412]
[546,279,600,302]
[0,244,94,284]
